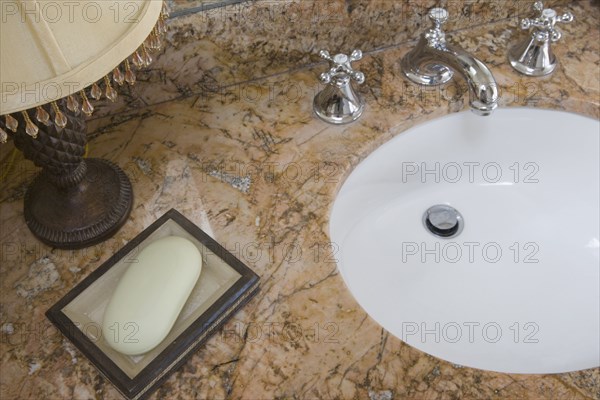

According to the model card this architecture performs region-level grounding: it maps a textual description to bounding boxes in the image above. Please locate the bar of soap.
[102,236,202,355]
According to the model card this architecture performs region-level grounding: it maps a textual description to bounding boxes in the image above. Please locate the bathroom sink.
[330,108,599,373]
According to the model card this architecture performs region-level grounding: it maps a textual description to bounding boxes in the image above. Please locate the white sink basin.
[330,108,599,373]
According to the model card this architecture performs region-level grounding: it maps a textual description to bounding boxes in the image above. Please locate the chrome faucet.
[314,50,365,124]
[508,1,574,76]
[401,8,499,116]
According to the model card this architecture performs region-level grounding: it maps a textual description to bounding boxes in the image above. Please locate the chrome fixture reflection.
[314,49,365,124]
[508,1,574,76]
[401,8,498,116]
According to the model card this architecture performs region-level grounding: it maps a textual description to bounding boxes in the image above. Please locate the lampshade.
[0,0,163,115]
[0,0,167,249]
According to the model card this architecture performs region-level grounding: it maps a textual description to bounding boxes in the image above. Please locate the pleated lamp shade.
[0,0,166,140]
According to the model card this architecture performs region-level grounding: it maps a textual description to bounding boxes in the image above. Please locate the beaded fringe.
[0,2,169,144]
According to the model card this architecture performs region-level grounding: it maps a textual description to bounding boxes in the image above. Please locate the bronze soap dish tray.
[46,209,260,400]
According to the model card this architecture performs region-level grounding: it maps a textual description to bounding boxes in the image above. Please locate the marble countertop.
[1,2,599,399]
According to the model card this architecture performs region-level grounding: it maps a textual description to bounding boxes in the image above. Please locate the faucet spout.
[401,8,499,116]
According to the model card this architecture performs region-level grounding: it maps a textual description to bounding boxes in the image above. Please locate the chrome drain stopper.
[423,205,464,238]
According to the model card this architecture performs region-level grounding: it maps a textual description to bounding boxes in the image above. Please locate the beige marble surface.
[1,1,600,399]
[92,0,573,118]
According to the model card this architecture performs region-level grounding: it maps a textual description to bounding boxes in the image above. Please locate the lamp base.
[11,104,133,249]
[23,158,132,249]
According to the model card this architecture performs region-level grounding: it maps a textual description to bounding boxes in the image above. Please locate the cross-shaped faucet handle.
[318,50,365,85]
[521,1,574,42]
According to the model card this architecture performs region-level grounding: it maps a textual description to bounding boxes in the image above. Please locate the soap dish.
[46,209,260,400]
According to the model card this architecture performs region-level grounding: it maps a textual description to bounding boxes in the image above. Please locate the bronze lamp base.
[11,105,133,249]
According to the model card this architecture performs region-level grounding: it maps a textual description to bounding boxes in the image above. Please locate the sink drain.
[423,205,464,238]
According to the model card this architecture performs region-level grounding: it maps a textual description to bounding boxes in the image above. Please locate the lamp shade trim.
[1,1,168,144]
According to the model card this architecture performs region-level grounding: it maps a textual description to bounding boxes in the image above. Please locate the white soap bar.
[102,236,202,355]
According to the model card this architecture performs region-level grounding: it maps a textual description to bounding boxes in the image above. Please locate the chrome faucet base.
[508,38,556,76]
[313,85,365,125]
[401,58,454,86]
